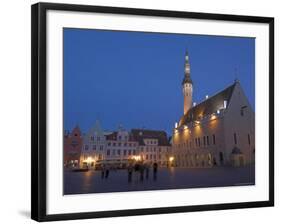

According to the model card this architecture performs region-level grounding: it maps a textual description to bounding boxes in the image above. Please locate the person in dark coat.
[105,165,110,179]
[128,163,133,183]
[101,164,105,179]
[153,162,158,181]
[145,163,150,180]
[139,163,144,181]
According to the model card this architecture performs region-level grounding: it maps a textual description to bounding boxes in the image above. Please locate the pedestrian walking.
[128,163,133,183]
[139,163,144,181]
[145,163,150,180]
[101,164,105,179]
[153,162,158,181]
[105,165,110,179]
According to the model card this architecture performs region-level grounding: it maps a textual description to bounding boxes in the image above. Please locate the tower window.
[212,135,216,145]
[248,134,251,145]
[234,133,237,145]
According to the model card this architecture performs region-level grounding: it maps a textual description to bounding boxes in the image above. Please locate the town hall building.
[172,51,255,168]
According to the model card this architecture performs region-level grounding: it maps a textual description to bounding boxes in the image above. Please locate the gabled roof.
[105,131,136,142]
[179,82,236,126]
[131,129,171,146]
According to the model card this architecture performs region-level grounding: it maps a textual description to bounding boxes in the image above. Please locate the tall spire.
[182,49,193,115]
[182,50,192,85]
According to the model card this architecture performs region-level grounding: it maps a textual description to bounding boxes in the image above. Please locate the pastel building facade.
[105,127,139,166]
[63,125,83,168]
[172,51,255,168]
[78,123,171,168]
[131,129,172,166]
[80,120,106,168]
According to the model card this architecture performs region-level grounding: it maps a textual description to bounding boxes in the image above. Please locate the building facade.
[172,51,255,168]
[78,122,171,168]
[80,120,107,168]
[104,127,139,167]
[64,125,83,168]
[131,129,171,166]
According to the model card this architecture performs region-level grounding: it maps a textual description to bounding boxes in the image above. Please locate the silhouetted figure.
[139,164,144,181]
[213,158,217,166]
[145,164,150,179]
[101,164,105,179]
[128,164,133,183]
[105,165,110,179]
[153,162,158,181]
[134,163,140,172]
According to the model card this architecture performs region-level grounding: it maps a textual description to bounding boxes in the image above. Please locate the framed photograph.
[31,2,274,222]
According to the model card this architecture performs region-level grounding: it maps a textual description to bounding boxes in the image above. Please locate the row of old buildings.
[64,50,255,169]
[64,123,172,169]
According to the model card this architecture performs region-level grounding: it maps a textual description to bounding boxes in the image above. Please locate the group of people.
[127,162,158,182]
[99,162,159,182]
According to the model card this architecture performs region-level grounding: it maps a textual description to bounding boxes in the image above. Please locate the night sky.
[63,28,255,135]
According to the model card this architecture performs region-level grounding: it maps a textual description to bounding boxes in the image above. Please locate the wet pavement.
[64,165,255,195]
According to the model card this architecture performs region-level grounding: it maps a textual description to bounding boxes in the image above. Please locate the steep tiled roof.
[179,82,236,126]
[131,129,171,146]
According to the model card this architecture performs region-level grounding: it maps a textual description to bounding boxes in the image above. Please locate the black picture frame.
[31,2,274,222]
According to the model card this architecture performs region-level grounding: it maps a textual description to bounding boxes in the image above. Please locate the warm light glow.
[184,125,188,130]
[195,120,200,124]
[169,156,174,162]
[210,114,216,120]
[132,155,141,161]
[83,156,95,164]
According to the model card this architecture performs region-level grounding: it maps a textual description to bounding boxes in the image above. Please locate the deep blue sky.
[64,28,255,135]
